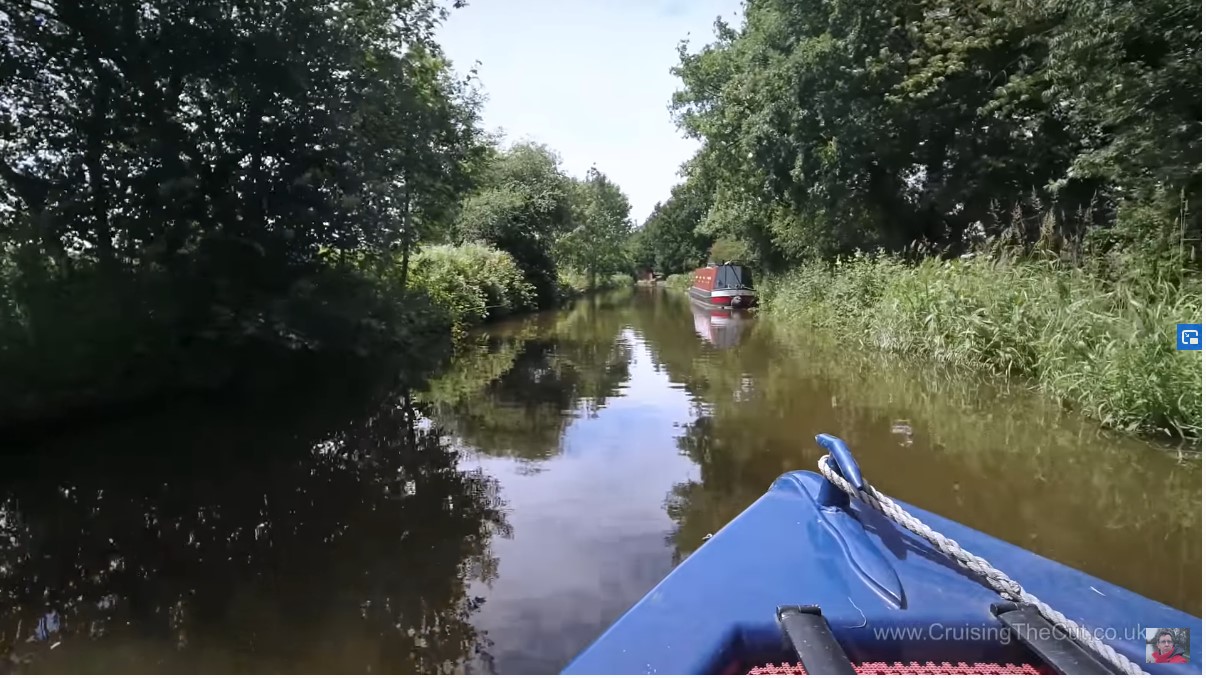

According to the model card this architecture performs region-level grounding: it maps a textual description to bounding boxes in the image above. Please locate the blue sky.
[437,0,745,225]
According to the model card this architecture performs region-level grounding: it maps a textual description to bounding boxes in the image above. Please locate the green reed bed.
[761,252,1202,441]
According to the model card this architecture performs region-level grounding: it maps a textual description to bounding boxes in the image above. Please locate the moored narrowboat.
[688,261,757,309]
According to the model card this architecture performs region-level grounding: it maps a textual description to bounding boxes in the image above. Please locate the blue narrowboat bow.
[563,434,1201,676]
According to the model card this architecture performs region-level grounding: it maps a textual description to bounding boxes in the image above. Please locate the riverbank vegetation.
[635,0,1201,440]
[0,0,635,430]
[761,242,1201,439]
[663,274,690,292]
[406,243,536,339]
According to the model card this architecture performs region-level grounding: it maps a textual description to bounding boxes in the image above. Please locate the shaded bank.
[0,253,460,439]
[0,251,632,440]
[0,0,483,438]
[0,293,453,445]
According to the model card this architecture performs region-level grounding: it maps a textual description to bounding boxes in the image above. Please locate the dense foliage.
[629,179,711,274]
[453,145,635,303]
[408,243,536,339]
[646,0,1199,270]
[642,0,1201,438]
[0,0,482,420]
[452,142,576,306]
[0,0,636,426]
[558,167,635,289]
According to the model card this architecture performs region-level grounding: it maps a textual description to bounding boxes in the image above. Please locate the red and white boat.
[687,261,758,309]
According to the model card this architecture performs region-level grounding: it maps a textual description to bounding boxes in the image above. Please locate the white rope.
[817,455,1147,676]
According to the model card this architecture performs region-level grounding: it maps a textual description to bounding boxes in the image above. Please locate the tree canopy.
[663,0,1201,269]
[453,142,576,305]
[559,167,634,287]
[0,0,642,419]
[629,177,711,274]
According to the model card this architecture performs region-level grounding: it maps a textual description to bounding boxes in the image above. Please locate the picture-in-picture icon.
[1176,324,1202,350]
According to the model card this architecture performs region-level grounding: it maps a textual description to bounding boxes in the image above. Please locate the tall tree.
[454,142,574,306]
[559,167,634,288]
[665,0,1200,266]
[0,0,489,417]
[630,176,712,274]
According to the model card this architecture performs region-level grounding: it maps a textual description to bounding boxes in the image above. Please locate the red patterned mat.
[748,661,1047,675]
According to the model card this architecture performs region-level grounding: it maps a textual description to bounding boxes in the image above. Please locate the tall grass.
[761,250,1202,440]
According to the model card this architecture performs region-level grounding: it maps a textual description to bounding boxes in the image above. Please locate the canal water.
[1,286,1199,673]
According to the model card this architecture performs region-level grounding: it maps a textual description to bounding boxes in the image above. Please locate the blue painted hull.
[563,439,1201,675]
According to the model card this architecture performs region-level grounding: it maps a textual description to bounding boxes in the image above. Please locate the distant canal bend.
[1,286,1199,674]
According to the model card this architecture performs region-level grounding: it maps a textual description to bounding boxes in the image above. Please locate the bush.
[409,243,537,337]
[761,250,1202,440]
[0,243,457,431]
[664,273,691,291]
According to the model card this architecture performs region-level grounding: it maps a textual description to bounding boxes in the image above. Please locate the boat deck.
[563,445,1202,675]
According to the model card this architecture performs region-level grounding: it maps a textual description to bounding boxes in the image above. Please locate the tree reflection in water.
[0,384,511,674]
[425,291,634,462]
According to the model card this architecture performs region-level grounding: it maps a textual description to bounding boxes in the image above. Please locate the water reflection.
[651,294,1201,614]
[689,302,755,349]
[423,294,635,463]
[423,289,700,673]
[1,286,1198,675]
[0,377,510,674]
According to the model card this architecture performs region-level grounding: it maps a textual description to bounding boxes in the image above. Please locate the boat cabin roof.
[695,262,754,290]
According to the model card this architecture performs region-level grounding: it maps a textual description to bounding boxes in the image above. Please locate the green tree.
[356,45,487,291]
[454,142,575,306]
[1043,0,1200,203]
[0,0,485,419]
[630,177,712,274]
[558,167,635,288]
[665,0,1200,266]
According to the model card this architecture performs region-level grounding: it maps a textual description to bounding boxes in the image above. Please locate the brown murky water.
[1,286,1199,673]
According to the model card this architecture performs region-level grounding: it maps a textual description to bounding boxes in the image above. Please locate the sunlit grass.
[761,251,1202,440]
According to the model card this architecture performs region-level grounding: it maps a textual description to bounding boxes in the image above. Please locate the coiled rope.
[817,454,1146,676]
